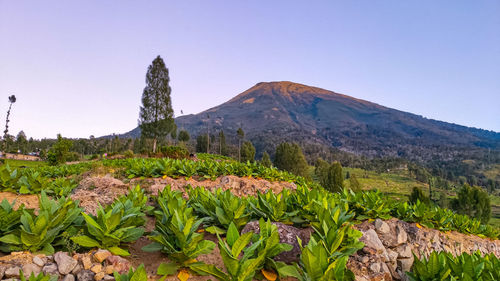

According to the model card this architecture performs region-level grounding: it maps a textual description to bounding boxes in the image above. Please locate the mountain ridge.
[113,81,499,159]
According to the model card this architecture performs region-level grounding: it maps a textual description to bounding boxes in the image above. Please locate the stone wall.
[0,250,130,281]
[349,218,500,281]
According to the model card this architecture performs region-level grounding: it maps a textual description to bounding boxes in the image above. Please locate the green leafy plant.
[112,185,153,216]
[249,190,300,224]
[143,187,215,279]
[114,264,148,281]
[71,199,145,256]
[190,222,267,281]
[0,199,24,236]
[19,271,58,281]
[189,187,251,233]
[0,191,82,254]
[407,251,500,281]
[291,237,353,281]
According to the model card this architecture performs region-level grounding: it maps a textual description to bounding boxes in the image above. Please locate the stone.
[82,256,92,270]
[103,275,114,281]
[21,263,41,277]
[0,265,6,280]
[93,250,112,263]
[370,263,381,273]
[91,264,102,274]
[397,256,414,274]
[397,245,412,258]
[42,263,59,275]
[94,272,105,280]
[374,219,391,234]
[63,274,75,281]
[104,265,114,275]
[54,251,78,275]
[241,221,313,263]
[387,248,399,263]
[33,256,46,267]
[77,270,95,281]
[361,256,370,264]
[359,229,386,254]
[5,266,21,278]
[396,225,408,245]
[72,264,82,275]
[106,255,131,274]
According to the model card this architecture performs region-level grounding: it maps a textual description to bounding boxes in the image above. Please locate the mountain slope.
[121,81,499,159]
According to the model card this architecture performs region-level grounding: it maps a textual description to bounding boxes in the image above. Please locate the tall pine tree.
[139,56,174,153]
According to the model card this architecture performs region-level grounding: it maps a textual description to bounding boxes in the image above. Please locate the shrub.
[409,187,430,205]
[451,184,491,224]
[160,145,189,159]
[274,142,309,178]
[47,134,73,165]
[123,150,134,158]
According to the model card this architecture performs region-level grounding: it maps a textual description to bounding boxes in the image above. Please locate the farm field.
[0,156,498,280]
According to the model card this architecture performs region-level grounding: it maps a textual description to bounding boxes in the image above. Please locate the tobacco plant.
[19,271,58,281]
[188,187,251,233]
[114,264,148,281]
[71,199,145,256]
[0,191,82,254]
[144,187,215,278]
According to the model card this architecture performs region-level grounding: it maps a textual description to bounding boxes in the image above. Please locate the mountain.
[121,81,499,154]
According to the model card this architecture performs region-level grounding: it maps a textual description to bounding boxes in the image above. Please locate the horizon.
[1,1,499,139]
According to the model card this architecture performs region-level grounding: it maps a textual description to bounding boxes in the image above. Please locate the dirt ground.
[0,192,39,209]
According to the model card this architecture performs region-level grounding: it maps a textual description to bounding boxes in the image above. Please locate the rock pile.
[349,218,500,281]
[0,250,130,281]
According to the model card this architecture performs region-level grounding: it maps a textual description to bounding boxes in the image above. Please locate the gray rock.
[72,263,82,275]
[241,221,313,263]
[77,270,95,281]
[63,274,76,281]
[0,265,6,280]
[5,266,21,278]
[396,225,407,245]
[387,248,399,263]
[42,263,59,275]
[397,244,413,258]
[33,256,46,267]
[54,251,78,275]
[374,219,390,234]
[369,263,381,273]
[360,229,386,254]
[397,256,414,274]
[103,275,114,281]
[21,263,41,277]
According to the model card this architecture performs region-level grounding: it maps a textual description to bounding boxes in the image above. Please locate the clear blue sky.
[1,0,499,139]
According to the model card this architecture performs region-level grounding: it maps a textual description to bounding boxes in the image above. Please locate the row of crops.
[1,184,499,280]
[0,157,499,280]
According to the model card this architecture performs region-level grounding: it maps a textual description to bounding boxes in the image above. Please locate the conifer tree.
[260,151,272,167]
[219,130,227,155]
[178,130,190,143]
[237,127,244,161]
[274,142,309,178]
[138,56,174,153]
[240,141,255,162]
